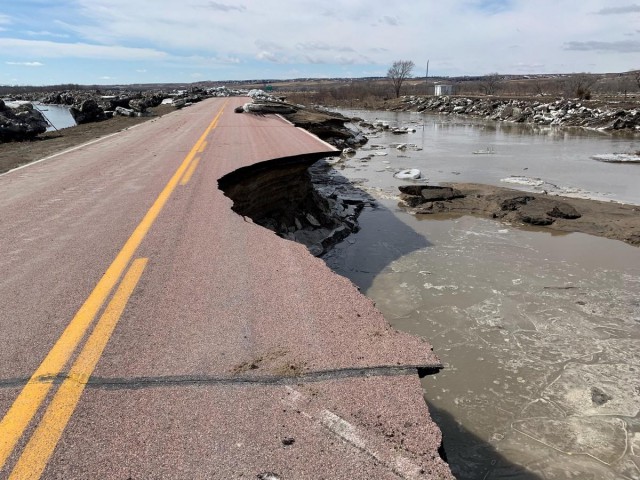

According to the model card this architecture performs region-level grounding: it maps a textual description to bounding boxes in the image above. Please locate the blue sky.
[1,0,639,85]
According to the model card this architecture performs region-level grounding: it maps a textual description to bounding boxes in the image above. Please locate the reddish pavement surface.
[0,97,452,479]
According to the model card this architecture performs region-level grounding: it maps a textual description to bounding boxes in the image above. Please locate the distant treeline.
[0,84,89,95]
[284,71,640,107]
[0,83,186,96]
[3,71,639,102]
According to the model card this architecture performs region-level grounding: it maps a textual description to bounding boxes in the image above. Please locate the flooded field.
[323,111,640,479]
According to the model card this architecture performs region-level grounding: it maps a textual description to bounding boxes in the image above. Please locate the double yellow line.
[0,104,225,478]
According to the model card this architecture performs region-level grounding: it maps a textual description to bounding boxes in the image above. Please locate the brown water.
[323,111,640,479]
[338,109,640,205]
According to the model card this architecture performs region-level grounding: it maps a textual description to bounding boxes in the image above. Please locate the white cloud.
[204,1,246,12]
[5,61,44,67]
[595,4,640,14]
[209,56,241,64]
[256,51,287,63]
[510,62,546,71]
[379,15,400,26]
[25,30,70,39]
[1,0,636,82]
[0,38,168,60]
[565,40,640,53]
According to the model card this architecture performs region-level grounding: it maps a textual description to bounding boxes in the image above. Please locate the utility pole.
[425,60,429,95]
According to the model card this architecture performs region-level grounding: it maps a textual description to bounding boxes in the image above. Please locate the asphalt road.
[0,97,452,479]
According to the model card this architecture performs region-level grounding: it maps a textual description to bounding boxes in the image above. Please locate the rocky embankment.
[40,89,202,124]
[0,86,219,141]
[399,183,640,246]
[1,85,369,147]
[0,100,48,141]
[390,95,640,132]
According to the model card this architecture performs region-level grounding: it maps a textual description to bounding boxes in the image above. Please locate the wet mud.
[399,182,640,247]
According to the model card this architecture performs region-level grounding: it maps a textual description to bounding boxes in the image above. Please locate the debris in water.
[394,169,421,180]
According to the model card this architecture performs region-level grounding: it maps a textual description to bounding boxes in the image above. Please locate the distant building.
[434,84,453,96]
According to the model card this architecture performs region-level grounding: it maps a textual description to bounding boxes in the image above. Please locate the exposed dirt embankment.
[399,183,640,246]
[281,109,368,148]
[235,102,368,149]
[219,154,373,256]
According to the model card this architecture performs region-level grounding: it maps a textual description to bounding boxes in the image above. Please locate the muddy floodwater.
[339,109,640,205]
[323,111,640,479]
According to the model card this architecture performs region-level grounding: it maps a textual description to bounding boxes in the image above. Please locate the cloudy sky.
[1,0,639,85]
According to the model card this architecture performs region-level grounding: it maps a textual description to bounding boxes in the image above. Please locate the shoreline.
[398,182,640,247]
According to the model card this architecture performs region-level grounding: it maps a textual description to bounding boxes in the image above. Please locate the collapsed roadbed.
[218,148,453,477]
[219,154,374,257]
[202,99,452,478]
[0,97,453,478]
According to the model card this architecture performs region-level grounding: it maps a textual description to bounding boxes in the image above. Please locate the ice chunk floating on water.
[592,153,640,164]
[500,176,545,187]
[394,169,421,180]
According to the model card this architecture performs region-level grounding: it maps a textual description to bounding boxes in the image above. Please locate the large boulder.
[115,106,136,117]
[70,99,106,124]
[128,98,149,113]
[421,186,464,201]
[128,93,164,113]
[498,195,581,225]
[102,96,134,111]
[41,91,77,105]
[547,203,581,219]
[398,185,465,202]
[0,103,49,141]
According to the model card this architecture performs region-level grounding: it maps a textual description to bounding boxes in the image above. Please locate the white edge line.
[1,120,150,178]
[275,113,339,153]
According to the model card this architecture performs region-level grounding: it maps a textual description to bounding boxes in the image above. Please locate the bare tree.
[563,73,597,100]
[635,71,640,91]
[480,73,501,95]
[387,60,415,98]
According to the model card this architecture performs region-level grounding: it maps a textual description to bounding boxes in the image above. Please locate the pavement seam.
[0,365,441,390]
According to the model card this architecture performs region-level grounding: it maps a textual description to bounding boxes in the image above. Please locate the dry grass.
[0,104,175,174]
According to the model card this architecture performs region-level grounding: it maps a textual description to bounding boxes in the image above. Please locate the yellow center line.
[9,258,149,479]
[197,140,208,154]
[0,102,226,469]
[180,157,201,185]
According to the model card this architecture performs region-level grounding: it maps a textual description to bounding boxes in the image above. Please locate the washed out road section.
[0,98,450,478]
